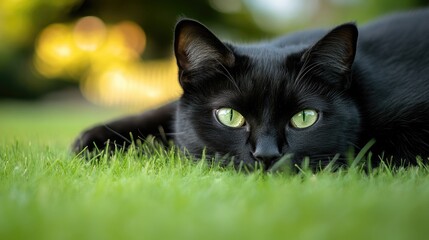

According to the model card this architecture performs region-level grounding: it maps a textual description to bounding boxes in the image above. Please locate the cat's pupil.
[230,109,233,121]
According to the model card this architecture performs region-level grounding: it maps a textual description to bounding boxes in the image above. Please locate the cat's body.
[73,8,429,170]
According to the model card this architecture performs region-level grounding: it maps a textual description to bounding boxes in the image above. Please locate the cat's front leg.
[72,101,178,154]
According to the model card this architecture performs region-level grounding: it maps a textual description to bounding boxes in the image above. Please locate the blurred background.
[0,0,428,111]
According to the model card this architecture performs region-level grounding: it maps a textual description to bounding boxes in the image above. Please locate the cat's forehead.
[227,49,291,107]
[225,44,320,109]
[231,44,305,76]
[232,47,290,81]
[232,43,307,60]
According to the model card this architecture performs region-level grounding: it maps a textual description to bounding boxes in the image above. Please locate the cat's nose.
[252,135,281,164]
[252,149,281,163]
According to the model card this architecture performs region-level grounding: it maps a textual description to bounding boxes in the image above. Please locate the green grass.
[1,101,429,240]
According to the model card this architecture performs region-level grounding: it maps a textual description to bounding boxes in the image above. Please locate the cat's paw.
[72,125,112,154]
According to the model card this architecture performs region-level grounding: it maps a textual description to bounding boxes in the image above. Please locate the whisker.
[137,129,146,141]
[163,132,187,136]
[103,125,132,144]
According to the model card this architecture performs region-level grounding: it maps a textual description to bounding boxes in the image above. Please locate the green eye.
[291,109,318,129]
[215,108,246,128]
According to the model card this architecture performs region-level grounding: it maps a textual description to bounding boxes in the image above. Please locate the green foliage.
[2,102,429,240]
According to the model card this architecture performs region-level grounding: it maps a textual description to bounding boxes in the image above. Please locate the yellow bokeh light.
[34,16,181,109]
[82,59,181,109]
[114,21,146,55]
[34,23,85,78]
[94,26,138,62]
[36,24,73,61]
[73,16,107,52]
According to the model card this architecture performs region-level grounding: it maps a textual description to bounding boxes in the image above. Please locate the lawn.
[1,101,429,240]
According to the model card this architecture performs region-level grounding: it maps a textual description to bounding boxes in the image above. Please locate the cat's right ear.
[174,19,235,80]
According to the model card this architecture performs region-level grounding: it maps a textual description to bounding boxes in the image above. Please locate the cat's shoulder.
[361,7,429,31]
[260,7,429,50]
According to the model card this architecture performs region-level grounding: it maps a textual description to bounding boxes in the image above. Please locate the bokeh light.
[82,59,179,108]
[35,23,83,78]
[114,21,147,55]
[34,16,181,109]
[73,16,107,52]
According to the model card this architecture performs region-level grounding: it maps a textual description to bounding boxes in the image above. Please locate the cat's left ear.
[302,23,358,88]
[174,19,235,80]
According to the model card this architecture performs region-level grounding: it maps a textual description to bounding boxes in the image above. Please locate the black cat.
[73,8,429,170]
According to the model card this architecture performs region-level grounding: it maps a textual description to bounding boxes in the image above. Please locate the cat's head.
[173,19,360,171]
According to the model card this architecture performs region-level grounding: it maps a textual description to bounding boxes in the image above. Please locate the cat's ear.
[174,19,235,75]
[301,23,358,87]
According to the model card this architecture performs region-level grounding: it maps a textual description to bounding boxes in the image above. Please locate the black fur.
[73,8,429,170]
